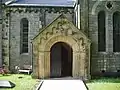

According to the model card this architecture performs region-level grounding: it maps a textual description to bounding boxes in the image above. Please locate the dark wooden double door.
[50,42,73,78]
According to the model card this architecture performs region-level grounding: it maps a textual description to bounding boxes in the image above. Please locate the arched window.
[113,11,120,52]
[98,11,106,52]
[20,18,29,53]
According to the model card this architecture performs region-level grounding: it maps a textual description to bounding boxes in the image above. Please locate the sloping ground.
[87,78,120,90]
[0,74,38,90]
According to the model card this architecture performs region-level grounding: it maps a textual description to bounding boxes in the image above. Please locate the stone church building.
[0,0,120,79]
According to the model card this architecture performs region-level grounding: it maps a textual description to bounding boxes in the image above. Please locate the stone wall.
[88,1,120,76]
[3,0,120,77]
[0,3,2,67]
[3,7,74,72]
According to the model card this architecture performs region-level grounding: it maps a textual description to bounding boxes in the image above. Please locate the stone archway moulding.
[32,14,91,80]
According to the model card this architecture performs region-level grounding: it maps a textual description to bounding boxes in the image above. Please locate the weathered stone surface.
[0,0,120,78]
[88,1,120,75]
[33,14,91,79]
[2,7,74,72]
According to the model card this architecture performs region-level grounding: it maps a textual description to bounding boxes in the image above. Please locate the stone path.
[36,77,88,90]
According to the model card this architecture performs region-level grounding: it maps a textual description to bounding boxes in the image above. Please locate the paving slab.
[37,79,88,90]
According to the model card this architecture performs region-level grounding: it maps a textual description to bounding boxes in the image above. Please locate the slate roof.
[2,0,9,3]
[6,0,75,7]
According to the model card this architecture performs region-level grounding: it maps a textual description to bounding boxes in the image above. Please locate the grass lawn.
[1,74,120,90]
[87,78,120,90]
[0,74,39,90]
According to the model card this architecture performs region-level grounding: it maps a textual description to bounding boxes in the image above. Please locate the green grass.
[87,78,120,90]
[1,74,120,90]
[0,74,39,90]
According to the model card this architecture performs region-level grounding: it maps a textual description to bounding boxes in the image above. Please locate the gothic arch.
[91,1,103,15]
[98,11,106,52]
[113,11,120,52]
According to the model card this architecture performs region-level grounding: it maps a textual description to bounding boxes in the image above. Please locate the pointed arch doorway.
[50,42,73,78]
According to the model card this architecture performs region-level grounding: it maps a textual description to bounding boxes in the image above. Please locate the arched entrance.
[32,14,91,79]
[50,42,73,78]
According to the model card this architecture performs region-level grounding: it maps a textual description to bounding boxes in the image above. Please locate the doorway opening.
[50,42,73,78]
